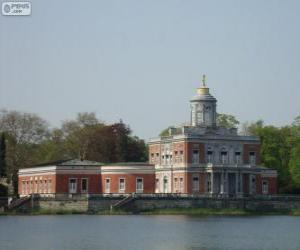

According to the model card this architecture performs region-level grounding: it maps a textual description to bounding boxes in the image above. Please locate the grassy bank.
[1,208,300,216]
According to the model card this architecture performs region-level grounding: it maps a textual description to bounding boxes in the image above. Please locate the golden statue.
[202,74,206,87]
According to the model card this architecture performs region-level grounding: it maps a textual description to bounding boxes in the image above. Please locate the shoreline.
[1,208,300,216]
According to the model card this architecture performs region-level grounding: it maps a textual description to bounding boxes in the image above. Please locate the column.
[225,171,228,194]
[220,171,224,194]
[235,172,238,195]
[210,172,214,194]
[239,173,243,194]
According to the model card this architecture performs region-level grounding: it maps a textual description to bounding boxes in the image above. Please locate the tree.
[0,110,49,195]
[62,112,105,160]
[217,113,239,128]
[240,120,264,136]
[0,133,7,177]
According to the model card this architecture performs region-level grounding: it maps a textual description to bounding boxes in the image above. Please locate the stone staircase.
[6,196,31,211]
[110,194,135,211]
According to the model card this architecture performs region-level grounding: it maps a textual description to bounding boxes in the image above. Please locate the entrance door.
[69,179,77,194]
[163,177,168,193]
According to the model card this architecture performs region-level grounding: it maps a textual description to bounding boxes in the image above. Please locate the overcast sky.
[0,0,299,140]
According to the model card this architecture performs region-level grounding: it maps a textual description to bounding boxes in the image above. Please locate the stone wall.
[18,196,300,213]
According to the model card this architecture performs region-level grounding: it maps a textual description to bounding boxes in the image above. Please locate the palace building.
[18,77,277,197]
[148,76,277,195]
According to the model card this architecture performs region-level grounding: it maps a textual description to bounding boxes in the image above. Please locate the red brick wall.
[172,142,185,164]
[18,175,56,195]
[268,177,277,194]
[186,142,205,164]
[55,174,101,194]
[199,173,206,193]
[172,172,186,193]
[256,175,262,194]
[101,174,155,193]
[149,144,161,164]
[256,175,277,194]
[243,144,261,164]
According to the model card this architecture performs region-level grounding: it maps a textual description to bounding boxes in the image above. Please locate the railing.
[17,193,300,201]
[6,196,31,211]
[110,194,134,210]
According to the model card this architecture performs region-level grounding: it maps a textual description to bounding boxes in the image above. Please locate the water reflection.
[0,215,299,250]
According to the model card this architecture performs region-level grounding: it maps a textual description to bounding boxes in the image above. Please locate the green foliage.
[159,127,172,137]
[0,110,148,190]
[0,133,7,177]
[217,113,239,128]
[242,118,300,193]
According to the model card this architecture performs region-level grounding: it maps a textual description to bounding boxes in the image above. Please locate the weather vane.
[202,74,206,87]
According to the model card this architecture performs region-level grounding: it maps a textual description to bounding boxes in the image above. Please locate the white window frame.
[119,178,125,193]
[262,180,269,194]
[192,176,199,191]
[235,152,241,164]
[105,178,111,193]
[249,152,256,165]
[192,150,199,164]
[48,179,52,193]
[163,177,168,193]
[136,177,144,193]
[221,151,228,164]
[155,178,159,192]
[179,177,184,193]
[69,178,77,194]
[81,178,88,193]
[22,181,26,194]
[174,177,178,191]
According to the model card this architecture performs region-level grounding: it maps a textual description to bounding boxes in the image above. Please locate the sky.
[0,0,300,140]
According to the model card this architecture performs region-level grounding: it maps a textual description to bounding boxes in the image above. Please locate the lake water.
[0,215,299,250]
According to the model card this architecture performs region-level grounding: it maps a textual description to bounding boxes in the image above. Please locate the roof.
[33,159,103,167]
[104,162,153,167]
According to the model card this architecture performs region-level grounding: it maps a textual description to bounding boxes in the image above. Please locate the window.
[192,176,199,191]
[163,177,168,193]
[262,180,268,194]
[22,181,25,194]
[105,178,110,193]
[207,174,211,193]
[119,178,125,192]
[207,151,213,163]
[136,178,143,192]
[235,152,241,164]
[69,179,76,194]
[221,151,228,164]
[155,178,159,191]
[30,181,33,194]
[48,180,52,193]
[44,180,47,193]
[174,178,178,190]
[192,150,199,164]
[81,178,88,193]
[249,152,256,165]
[179,178,184,193]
